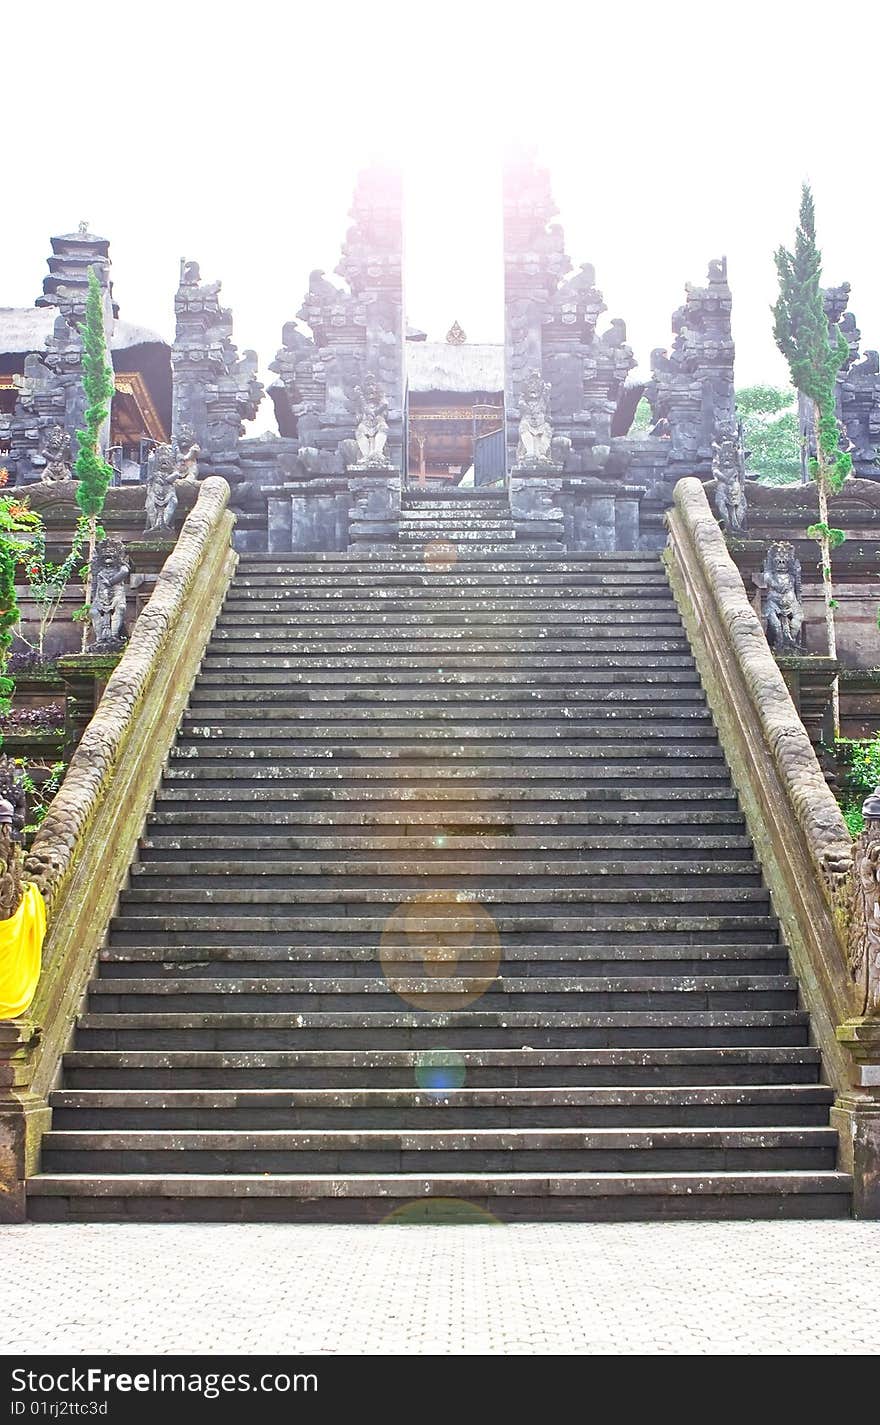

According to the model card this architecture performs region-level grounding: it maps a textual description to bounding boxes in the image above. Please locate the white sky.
[5,0,879,432]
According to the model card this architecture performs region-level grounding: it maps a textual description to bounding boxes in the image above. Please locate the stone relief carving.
[712,430,748,535]
[144,445,180,534]
[90,538,130,651]
[516,370,554,466]
[851,789,880,1017]
[761,541,804,653]
[40,425,73,483]
[350,374,391,468]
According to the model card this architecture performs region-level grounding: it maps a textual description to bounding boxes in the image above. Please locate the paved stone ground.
[1,1221,879,1354]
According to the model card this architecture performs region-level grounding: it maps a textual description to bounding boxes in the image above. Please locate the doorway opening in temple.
[405,321,505,489]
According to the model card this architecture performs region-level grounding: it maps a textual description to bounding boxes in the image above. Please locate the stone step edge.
[25,1171,853,1199]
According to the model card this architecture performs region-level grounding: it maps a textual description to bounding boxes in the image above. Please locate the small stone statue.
[90,538,130,651]
[351,374,391,468]
[145,444,180,533]
[40,425,72,483]
[0,756,27,843]
[516,370,554,466]
[174,427,201,482]
[851,788,880,1018]
[762,541,804,653]
[712,431,748,535]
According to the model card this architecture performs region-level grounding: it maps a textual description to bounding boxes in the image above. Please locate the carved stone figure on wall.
[762,541,804,653]
[351,374,391,468]
[851,788,880,1017]
[174,427,201,482]
[40,426,72,483]
[712,431,748,535]
[144,444,180,533]
[516,370,554,466]
[90,538,130,651]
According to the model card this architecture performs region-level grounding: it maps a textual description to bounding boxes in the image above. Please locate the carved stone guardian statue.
[761,541,804,653]
[90,538,130,651]
[40,426,72,483]
[516,370,554,467]
[350,374,391,469]
[144,444,180,533]
[712,430,747,535]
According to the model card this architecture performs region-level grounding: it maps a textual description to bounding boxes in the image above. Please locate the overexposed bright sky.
[5,0,879,432]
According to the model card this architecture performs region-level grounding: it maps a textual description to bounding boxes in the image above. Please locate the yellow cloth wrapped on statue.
[0,884,47,1020]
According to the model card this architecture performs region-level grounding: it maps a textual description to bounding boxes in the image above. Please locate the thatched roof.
[407,341,503,395]
[0,307,167,354]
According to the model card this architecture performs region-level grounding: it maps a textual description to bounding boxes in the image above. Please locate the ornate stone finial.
[516,370,554,467]
[761,541,804,654]
[78,220,89,235]
[350,373,391,469]
[446,320,466,346]
[40,425,73,484]
[711,428,747,535]
[90,538,130,651]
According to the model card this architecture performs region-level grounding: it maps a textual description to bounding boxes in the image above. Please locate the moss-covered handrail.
[0,476,235,1220]
[665,476,856,1091]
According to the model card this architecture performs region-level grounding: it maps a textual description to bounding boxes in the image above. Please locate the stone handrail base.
[666,478,880,1215]
[0,478,235,1220]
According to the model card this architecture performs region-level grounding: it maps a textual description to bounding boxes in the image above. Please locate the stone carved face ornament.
[516,370,554,466]
[711,432,747,535]
[762,541,804,654]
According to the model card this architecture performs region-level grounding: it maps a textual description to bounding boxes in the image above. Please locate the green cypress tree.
[74,265,115,649]
[772,184,851,736]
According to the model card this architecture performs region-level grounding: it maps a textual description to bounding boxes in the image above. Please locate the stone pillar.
[348,469,401,547]
[508,469,564,542]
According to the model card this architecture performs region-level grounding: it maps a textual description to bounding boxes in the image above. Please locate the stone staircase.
[399,489,562,554]
[26,536,852,1220]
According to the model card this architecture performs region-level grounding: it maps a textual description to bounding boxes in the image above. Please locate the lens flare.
[415,1049,467,1091]
[381,1197,501,1226]
[379,891,502,1010]
[424,540,458,572]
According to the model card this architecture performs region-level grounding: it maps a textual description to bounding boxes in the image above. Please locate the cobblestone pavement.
[1,1220,879,1354]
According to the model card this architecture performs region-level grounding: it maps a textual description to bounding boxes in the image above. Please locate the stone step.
[141,833,752,856]
[128,857,761,884]
[220,594,680,611]
[37,1125,838,1175]
[146,803,746,830]
[149,789,743,814]
[68,1018,812,1053]
[192,667,702,686]
[200,653,698,670]
[237,553,662,568]
[26,1170,853,1223]
[115,884,771,910]
[137,841,756,864]
[86,976,797,1015]
[99,943,787,977]
[162,761,730,783]
[109,913,778,945]
[47,1084,835,1131]
[187,690,709,711]
[204,632,692,650]
[214,610,683,628]
[176,721,718,745]
[59,1045,824,1090]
